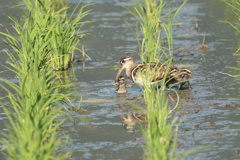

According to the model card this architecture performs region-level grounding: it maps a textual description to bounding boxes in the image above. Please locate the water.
[0,0,240,159]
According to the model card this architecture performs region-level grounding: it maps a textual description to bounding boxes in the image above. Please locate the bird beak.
[115,66,124,83]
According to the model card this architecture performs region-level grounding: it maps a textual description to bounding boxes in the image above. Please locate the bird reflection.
[121,112,147,131]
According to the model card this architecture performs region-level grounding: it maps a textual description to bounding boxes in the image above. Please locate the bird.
[115,76,128,93]
[114,56,192,89]
[167,68,192,89]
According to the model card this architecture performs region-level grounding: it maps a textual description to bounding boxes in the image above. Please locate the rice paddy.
[0,0,239,160]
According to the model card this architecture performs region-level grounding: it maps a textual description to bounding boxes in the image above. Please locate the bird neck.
[126,61,139,79]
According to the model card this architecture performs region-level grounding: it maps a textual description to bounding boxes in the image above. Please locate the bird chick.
[115,76,127,93]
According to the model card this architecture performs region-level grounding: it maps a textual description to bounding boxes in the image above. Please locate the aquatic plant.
[21,0,91,70]
[128,0,187,62]
[223,0,240,74]
[139,58,177,160]
[126,0,198,159]
[139,55,197,159]
[143,92,179,160]
[0,0,89,159]
[0,25,72,159]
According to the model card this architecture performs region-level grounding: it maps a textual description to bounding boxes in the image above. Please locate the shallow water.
[0,0,240,160]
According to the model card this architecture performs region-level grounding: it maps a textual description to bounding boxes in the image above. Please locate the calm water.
[0,0,240,160]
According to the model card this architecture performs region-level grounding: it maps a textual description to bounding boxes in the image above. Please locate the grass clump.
[143,89,179,160]
[127,0,194,159]
[129,0,187,62]
[223,0,240,74]
[1,28,72,159]
[140,60,179,160]
[21,0,91,70]
[2,67,70,160]
[0,0,92,159]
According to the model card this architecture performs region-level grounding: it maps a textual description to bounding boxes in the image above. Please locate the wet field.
[0,0,240,159]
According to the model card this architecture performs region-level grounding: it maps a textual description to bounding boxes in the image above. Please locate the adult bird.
[114,56,192,89]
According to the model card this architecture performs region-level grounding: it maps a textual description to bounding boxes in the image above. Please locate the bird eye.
[120,57,132,65]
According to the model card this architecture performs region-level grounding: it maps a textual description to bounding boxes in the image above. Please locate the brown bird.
[167,68,192,89]
[114,56,192,89]
[115,76,127,93]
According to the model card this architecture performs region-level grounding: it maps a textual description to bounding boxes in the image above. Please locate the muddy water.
[0,0,240,160]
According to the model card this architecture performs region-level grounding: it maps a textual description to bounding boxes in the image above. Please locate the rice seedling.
[128,0,187,62]
[46,3,92,70]
[0,0,84,159]
[1,69,71,160]
[223,0,240,74]
[0,28,72,159]
[21,0,92,70]
[140,59,198,160]
[129,0,164,62]
[126,0,198,159]
[136,57,177,160]
[143,90,179,160]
